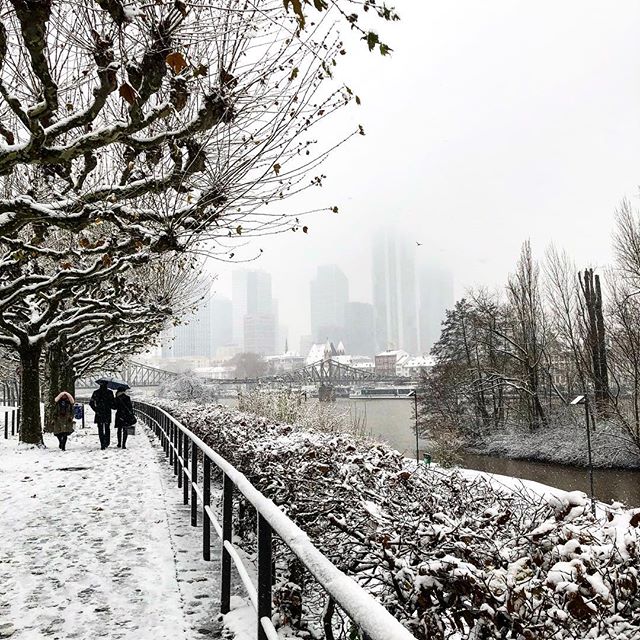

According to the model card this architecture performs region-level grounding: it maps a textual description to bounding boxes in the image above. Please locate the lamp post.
[570,394,596,515]
[412,390,419,464]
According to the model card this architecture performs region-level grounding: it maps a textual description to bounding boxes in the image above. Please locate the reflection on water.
[219,396,640,507]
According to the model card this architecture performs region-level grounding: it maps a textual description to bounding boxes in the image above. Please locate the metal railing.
[1,404,18,439]
[133,400,416,640]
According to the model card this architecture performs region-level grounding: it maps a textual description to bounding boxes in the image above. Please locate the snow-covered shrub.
[157,373,218,403]
[238,389,369,439]
[153,400,640,639]
[477,419,640,468]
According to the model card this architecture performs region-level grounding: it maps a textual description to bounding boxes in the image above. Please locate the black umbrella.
[95,377,130,390]
[107,379,130,391]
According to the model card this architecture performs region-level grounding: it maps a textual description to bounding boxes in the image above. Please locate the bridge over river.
[77,358,413,400]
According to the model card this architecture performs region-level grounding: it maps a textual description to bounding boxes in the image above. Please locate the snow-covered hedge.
[238,389,369,439]
[153,400,640,640]
[157,373,218,403]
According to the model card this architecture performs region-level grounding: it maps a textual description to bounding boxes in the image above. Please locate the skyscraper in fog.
[232,270,277,355]
[418,264,454,353]
[309,265,349,343]
[372,230,418,354]
[345,302,375,356]
[162,301,212,358]
[211,296,233,354]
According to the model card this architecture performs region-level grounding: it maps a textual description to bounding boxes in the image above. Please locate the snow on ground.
[0,412,226,639]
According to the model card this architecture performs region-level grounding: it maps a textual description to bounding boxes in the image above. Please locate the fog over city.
[192,0,640,353]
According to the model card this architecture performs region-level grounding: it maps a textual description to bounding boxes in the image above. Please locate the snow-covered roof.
[375,349,409,358]
[306,343,326,364]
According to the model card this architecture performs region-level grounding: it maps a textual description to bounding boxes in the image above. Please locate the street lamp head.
[570,395,586,405]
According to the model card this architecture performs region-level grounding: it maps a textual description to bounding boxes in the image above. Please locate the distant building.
[243,313,276,356]
[418,264,454,354]
[265,353,306,374]
[372,230,418,354]
[211,297,233,353]
[345,301,375,356]
[162,301,212,358]
[310,265,349,343]
[232,269,278,355]
[306,342,330,365]
[374,349,410,377]
[351,356,375,372]
[193,365,236,380]
[397,355,435,379]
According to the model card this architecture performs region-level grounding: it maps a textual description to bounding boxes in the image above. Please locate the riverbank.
[469,421,640,470]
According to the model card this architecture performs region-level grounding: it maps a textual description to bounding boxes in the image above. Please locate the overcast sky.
[207,0,640,348]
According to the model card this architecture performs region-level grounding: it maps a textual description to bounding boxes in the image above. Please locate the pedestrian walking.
[114,389,136,449]
[90,381,115,449]
[44,391,75,450]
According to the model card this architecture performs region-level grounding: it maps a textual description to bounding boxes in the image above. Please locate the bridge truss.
[76,361,178,388]
[281,359,376,385]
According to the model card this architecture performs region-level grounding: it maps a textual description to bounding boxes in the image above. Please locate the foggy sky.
[207,0,640,349]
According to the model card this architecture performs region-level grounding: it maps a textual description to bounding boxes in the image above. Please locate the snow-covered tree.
[0,0,398,443]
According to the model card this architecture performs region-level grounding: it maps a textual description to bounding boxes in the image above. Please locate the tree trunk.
[579,269,610,415]
[43,342,62,432]
[594,274,610,408]
[19,344,43,445]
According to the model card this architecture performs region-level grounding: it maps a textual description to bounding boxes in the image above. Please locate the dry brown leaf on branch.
[166,52,187,74]
[119,83,138,105]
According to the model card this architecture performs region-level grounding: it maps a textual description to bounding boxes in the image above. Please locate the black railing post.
[11,409,15,436]
[174,426,179,477]
[221,473,233,614]
[190,444,198,526]
[167,418,176,467]
[81,404,85,429]
[182,437,189,504]
[177,430,183,488]
[257,514,273,640]
[4,410,7,439]
[163,415,169,456]
[16,408,20,433]
[203,455,211,561]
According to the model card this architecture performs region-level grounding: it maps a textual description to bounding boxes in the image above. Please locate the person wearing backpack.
[114,389,135,449]
[90,381,115,449]
[44,391,75,450]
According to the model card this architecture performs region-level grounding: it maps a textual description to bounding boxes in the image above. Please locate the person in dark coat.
[43,391,75,450]
[90,381,115,449]
[114,389,135,449]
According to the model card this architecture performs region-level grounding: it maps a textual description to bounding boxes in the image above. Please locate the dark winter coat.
[114,393,135,429]
[44,391,75,435]
[90,386,115,424]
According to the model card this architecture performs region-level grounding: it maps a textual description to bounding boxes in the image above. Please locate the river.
[220,396,640,507]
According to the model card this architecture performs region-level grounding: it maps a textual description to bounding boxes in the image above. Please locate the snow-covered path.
[0,420,223,639]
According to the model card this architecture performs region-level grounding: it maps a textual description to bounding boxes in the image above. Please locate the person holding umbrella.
[114,383,135,449]
[90,379,115,449]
